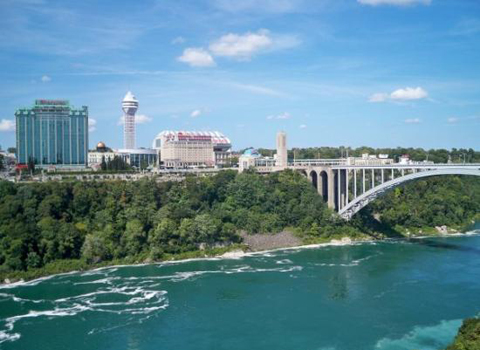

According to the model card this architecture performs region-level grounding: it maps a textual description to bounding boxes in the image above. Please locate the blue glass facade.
[15,100,88,168]
[117,149,158,168]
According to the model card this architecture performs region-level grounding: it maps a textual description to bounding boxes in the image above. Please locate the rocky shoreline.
[239,231,303,251]
[2,226,479,287]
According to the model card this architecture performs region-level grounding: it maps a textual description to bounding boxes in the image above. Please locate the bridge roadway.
[256,161,480,220]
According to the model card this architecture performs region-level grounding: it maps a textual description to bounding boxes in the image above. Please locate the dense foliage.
[100,155,132,171]
[0,170,347,277]
[445,318,480,350]
[0,170,478,279]
[366,176,480,229]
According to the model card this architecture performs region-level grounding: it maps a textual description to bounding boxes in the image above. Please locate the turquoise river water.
[1,225,480,350]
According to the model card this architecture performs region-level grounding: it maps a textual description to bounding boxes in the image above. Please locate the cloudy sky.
[0,0,479,150]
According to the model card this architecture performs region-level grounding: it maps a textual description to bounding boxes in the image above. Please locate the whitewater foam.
[375,319,462,350]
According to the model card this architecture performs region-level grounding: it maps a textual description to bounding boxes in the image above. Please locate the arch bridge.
[292,163,480,220]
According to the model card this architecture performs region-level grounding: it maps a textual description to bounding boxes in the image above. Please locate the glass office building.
[15,99,88,168]
[116,148,158,169]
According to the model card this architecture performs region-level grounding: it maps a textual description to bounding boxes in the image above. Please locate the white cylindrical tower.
[276,131,287,168]
[122,91,138,149]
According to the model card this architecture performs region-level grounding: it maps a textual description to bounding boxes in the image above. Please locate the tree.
[446,318,480,350]
[122,219,146,256]
[26,252,41,269]
[7,147,16,155]
[27,156,36,174]
[194,214,220,244]
[100,156,107,171]
[149,218,177,248]
[81,234,109,263]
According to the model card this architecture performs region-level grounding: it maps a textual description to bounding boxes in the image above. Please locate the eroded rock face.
[330,237,353,245]
[436,225,449,234]
[220,250,246,259]
[240,231,302,252]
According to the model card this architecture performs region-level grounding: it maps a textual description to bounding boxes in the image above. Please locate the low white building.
[239,148,261,172]
[116,148,157,168]
[88,142,116,168]
[346,154,394,166]
[88,142,157,170]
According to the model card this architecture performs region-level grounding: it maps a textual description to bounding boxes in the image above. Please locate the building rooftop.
[153,130,231,148]
[123,91,138,103]
[242,148,261,157]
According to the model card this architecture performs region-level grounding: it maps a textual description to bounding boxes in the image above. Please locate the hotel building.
[15,99,88,169]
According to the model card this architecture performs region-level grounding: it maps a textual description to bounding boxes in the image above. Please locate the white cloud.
[447,117,459,124]
[209,29,298,61]
[41,75,51,82]
[369,87,428,103]
[178,48,215,67]
[191,109,202,118]
[171,36,186,44]
[0,119,15,132]
[88,118,96,132]
[358,0,431,6]
[404,118,421,124]
[267,112,291,120]
[118,114,152,125]
[390,87,428,100]
[177,30,298,68]
[277,112,291,119]
[135,114,153,124]
[299,124,307,129]
[210,30,272,60]
[368,93,389,103]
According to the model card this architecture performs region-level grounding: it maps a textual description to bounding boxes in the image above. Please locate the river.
[1,224,480,350]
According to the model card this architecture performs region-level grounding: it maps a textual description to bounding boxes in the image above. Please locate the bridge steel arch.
[339,168,480,220]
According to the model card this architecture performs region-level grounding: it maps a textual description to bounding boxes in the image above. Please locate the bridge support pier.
[330,169,348,211]
[327,168,335,209]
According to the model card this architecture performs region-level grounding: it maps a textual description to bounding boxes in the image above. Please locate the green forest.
[445,318,480,350]
[0,169,479,281]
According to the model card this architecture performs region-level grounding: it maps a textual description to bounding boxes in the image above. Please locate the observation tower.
[122,91,138,149]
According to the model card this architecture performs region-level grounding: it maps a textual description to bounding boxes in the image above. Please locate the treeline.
[255,147,480,163]
[365,176,480,229]
[0,170,349,276]
[100,155,132,171]
[0,170,479,279]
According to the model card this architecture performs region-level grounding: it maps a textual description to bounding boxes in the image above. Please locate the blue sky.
[0,0,479,151]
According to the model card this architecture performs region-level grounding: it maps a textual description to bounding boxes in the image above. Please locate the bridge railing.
[332,163,480,170]
[289,159,346,166]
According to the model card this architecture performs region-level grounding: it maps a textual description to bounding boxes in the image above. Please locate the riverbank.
[2,225,479,287]
[3,232,480,350]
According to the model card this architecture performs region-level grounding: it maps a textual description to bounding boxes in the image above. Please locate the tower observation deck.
[122,91,138,149]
